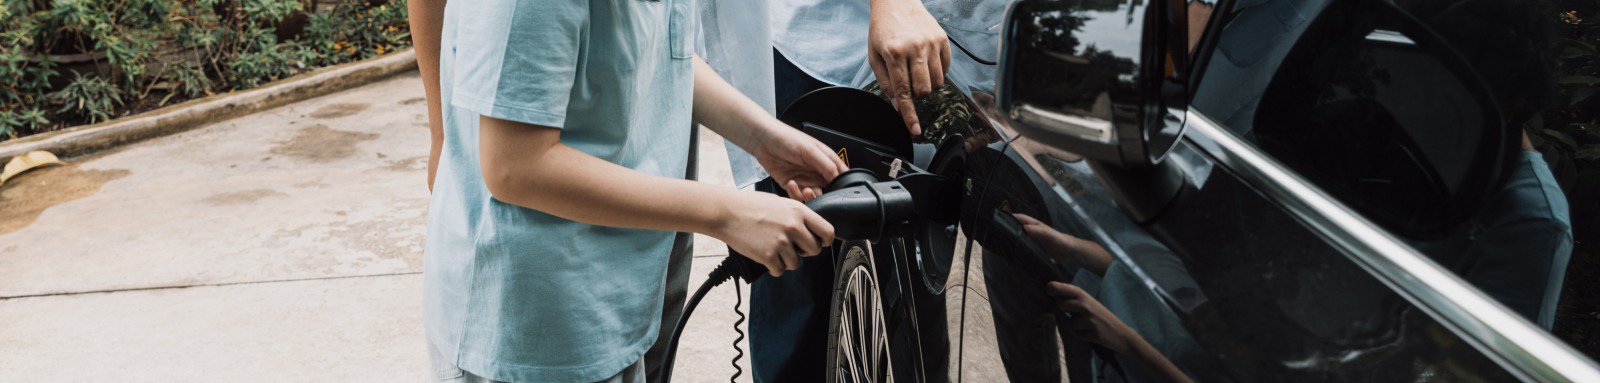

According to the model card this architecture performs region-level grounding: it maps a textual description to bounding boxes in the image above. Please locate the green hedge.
[1532,8,1600,190]
[0,0,411,139]
[1548,4,1600,362]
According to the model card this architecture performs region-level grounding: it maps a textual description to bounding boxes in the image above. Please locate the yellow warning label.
[836,147,849,166]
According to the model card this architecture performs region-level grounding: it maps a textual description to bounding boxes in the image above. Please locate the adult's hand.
[868,0,950,136]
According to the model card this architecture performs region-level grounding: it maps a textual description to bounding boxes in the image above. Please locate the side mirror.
[997,0,1191,167]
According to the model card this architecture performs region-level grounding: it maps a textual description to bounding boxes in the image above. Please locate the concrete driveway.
[0,72,753,382]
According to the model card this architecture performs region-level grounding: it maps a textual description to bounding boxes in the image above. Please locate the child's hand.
[755,125,848,201]
[712,191,836,277]
[1015,213,1113,276]
[1046,281,1140,355]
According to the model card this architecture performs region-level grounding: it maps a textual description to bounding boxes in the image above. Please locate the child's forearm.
[409,0,447,191]
[690,56,784,155]
[1123,332,1195,383]
[477,116,731,235]
[479,115,833,274]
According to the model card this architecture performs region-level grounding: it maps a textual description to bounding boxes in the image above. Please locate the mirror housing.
[997,0,1190,167]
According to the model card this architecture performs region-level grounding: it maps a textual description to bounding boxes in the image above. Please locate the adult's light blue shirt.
[423,0,695,380]
[768,0,1008,89]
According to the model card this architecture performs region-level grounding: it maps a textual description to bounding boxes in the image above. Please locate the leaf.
[1545,129,1580,149]
[1573,87,1599,106]
[1560,75,1600,86]
[1566,46,1591,59]
[1564,38,1598,55]
[1573,123,1600,138]
[1578,146,1600,161]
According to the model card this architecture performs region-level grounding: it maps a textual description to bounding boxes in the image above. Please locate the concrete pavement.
[0,72,753,382]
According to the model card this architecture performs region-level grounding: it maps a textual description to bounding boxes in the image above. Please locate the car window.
[1193,0,1576,331]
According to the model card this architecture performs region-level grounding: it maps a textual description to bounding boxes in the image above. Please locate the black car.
[759,0,1600,381]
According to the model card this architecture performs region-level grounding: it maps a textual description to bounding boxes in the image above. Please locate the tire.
[825,241,896,383]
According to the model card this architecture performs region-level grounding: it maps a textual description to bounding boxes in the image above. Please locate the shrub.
[1546,3,1600,363]
[1532,8,1600,181]
[0,0,411,140]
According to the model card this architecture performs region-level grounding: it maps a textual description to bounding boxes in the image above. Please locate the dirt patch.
[400,97,426,105]
[293,180,330,189]
[382,156,426,172]
[308,102,372,119]
[270,125,379,163]
[0,165,130,235]
[261,200,428,273]
[201,189,285,206]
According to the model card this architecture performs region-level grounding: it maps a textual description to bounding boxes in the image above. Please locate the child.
[409,0,848,381]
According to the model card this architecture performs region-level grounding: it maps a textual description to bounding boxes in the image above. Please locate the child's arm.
[691,56,849,200]
[479,117,834,276]
[408,0,446,191]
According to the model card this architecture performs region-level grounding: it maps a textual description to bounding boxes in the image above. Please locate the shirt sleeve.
[449,0,588,129]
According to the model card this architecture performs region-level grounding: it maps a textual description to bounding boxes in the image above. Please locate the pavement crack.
[0,271,423,301]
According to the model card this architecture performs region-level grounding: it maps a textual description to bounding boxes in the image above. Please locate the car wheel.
[826,241,896,383]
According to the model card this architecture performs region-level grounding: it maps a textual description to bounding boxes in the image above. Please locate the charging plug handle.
[805,181,916,241]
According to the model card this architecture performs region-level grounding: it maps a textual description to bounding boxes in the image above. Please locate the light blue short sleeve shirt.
[423,0,695,381]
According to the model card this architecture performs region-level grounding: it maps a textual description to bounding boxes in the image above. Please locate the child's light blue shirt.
[423,0,694,380]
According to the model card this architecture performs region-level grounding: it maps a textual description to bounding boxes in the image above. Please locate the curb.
[0,49,418,162]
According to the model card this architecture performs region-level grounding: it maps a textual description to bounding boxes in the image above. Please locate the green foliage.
[52,73,123,123]
[0,107,49,139]
[1531,8,1600,186]
[301,0,411,63]
[0,0,411,140]
[164,61,212,98]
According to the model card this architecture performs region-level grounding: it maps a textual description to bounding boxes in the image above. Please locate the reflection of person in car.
[1414,133,1573,329]
[1015,213,1112,276]
[1015,213,1200,383]
[1046,281,1194,383]
[1393,0,1573,330]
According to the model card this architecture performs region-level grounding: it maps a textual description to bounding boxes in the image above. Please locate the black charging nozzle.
[691,168,929,286]
[656,168,947,382]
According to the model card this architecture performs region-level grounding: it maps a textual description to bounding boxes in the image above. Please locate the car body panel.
[785,0,1596,381]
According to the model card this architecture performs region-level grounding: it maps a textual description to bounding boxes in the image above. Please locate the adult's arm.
[408,0,446,191]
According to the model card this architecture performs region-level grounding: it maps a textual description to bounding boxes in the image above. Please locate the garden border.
[0,49,418,162]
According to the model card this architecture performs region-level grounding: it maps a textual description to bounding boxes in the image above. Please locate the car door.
[951,0,1597,381]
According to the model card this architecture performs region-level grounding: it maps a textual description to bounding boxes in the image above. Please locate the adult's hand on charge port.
[868,0,950,136]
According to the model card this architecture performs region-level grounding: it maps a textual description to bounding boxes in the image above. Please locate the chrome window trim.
[1182,109,1600,382]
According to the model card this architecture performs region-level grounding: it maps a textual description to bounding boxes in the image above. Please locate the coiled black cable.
[730,285,746,383]
[659,254,764,383]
